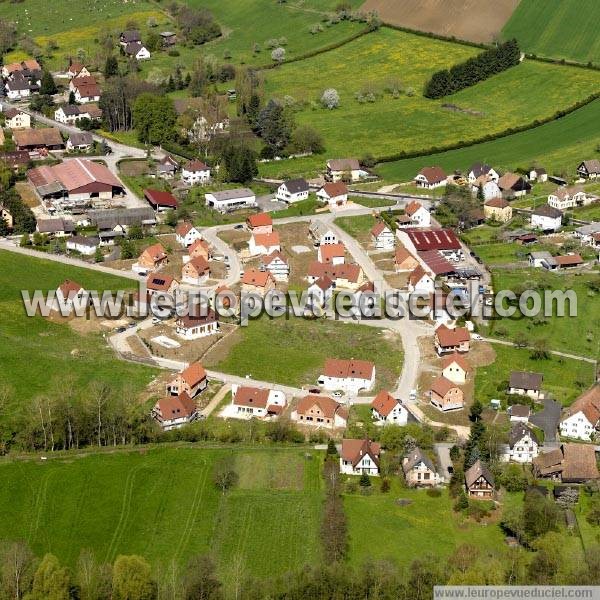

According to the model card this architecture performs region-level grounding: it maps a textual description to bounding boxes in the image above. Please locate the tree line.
[424,39,521,99]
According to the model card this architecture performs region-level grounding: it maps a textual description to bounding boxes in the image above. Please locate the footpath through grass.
[0,446,324,586]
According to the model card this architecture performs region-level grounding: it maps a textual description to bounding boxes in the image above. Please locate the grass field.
[345,483,507,568]
[210,315,403,391]
[474,343,595,406]
[0,251,154,410]
[502,0,600,65]
[488,269,600,360]
[260,27,600,173]
[0,446,324,585]
[374,99,600,183]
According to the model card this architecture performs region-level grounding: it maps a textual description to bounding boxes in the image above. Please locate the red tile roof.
[442,352,470,373]
[405,200,423,217]
[296,395,346,420]
[156,392,196,420]
[175,221,196,236]
[417,166,446,185]
[253,231,280,248]
[147,273,177,292]
[180,362,206,387]
[241,269,274,288]
[419,250,455,275]
[554,254,583,267]
[371,221,390,237]
[320,182,348,197]
[563,385,600,426]
[341,438,380,467]
[140,243,167,263]
[58,279,83,299]
[485,197,510,209]
[407,229,461,251]
[308,261,362,283]
[185,256,210,275]
[144,189,178,208]
[185,160,209,172]
[318,242,345,263]
[371,391,399,417]
[435,324,470,347]
[323,358,374,380]
[431,376,459,397]
[233,386,270,409]
[247,213,273,228]
[29,159,122,192]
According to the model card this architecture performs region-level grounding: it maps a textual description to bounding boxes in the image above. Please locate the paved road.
[0,239,142,281]
[435,443,454,482]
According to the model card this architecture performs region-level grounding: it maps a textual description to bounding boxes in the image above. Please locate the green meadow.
[502,0,600,65]
[0,446,324,586]
[0,250,154,409]
[260,27,600,171]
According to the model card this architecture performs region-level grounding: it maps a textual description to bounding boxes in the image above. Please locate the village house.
[291,394,348,429]
[54,279,86,312]
[229,384,286,420]
[124,41,151,60]
[529,167,548,182]
[574,223,600,248]
[317,242,345,265]
[407,265,435,294]
[54,104,102,125]
[508,404,531,423]
[371,391,408,426]
[472,176,501,201]
[175,309,219,340]
[340,439,381,476]
[371,221,395,250]
[403,447,440,487]
[151,393,198,431]
[404,200,431,228]
[4,108,30,129]
[528,251,556,269]
[133,243,168,274]
[434,324,470,355]
[146,273,178,296]
[394,246,419,272]
[69,76,101,103]
[326,158,364,182]
[498,172,531,198]
[317,182,348,208]
[249,231,281,256]
[241,269,276,297]
[5,76,32,100]
[398,229,462,262]
[577,159,600,180]
[0,205,13,229]
[441,353,470,385]
[307,276,334,309]
[14,128,64,152]
[504,423,539,463]
[508,371,543,400]
[144,189,178,212]
[29,159,124,209]
[276,178,310,203]
[467,163,499,185]
[465,460,495,498]
[120,30,141,45]
[246,213,273,234]
[559,385,600,441]
[175,222,203,247]
[205,188,256,212]
[554,254,584,270]
[430,376,464,411]
[156,155,179,179]
[65,235,100,256]
[188,238,211,262]
[307,261,365,291]
[261,251,289,281]
[66,132,94,152]
[65,60,91,79]
[531,205,562,232]
[181,256,210,285]
[414,166,447,189]
[534,444,600,483]
[548,186,589,211]
[484,197,512,223]
[36,217,75,237]
[318,358,375,394]
[166,362,207,398]
[181,160,211,185]
[308,220,338,246]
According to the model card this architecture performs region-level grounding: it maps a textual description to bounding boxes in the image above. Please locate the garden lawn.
[0,251,154,409]
[262,27,600,166]
[489,269,600,360]
[334,215,377,240]
[375,99,600,183]
[344,484,506,568]
[502,0,600,65]
[211,315,403,391]
[0,446,324,586]
[474,343,595,406]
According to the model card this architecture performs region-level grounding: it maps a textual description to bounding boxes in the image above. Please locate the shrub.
[359,473,371,487]
[426,488,442,497]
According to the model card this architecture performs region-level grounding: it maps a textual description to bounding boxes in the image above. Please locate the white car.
[472,333,483,340]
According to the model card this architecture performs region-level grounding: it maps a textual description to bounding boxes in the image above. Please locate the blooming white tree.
[271,47,286,63]
[321,88,340,109]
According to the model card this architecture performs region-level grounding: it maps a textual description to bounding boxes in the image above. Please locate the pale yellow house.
[484,197,512,223]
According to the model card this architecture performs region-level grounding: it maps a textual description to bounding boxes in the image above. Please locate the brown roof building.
[293,394,348,429]
[14,128,64,151]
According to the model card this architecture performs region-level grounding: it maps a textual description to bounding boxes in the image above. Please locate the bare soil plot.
[278,222,315,290]
[15,182,40,208]
[361,0,520,43]
[118,159,151,177]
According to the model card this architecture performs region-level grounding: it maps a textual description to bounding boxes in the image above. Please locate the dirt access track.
[361,0,519,44]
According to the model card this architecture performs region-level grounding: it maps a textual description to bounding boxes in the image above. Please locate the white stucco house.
[309,220,338,246]
[249,231,281,256]
[531,205,562,232]
[307,276,334,309]
[503,423,539,464]
[559,386,600,441]
[181,160,211,185]
[407,266,435,294]
[224,384,287,420]
[404,201,431,228]
[317,182,348,208]
[547,186,589,211]
[276,178,309,203]
[175,310,219,340]
[261,251,289,281]
[371,391,408,426]
[175,222,203,247]
[414,166,447,189]
[318,358,375,394]
[66,235,100,256]
[205,188,256,212]
[371,222,395,250]
[339,438,380,476]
